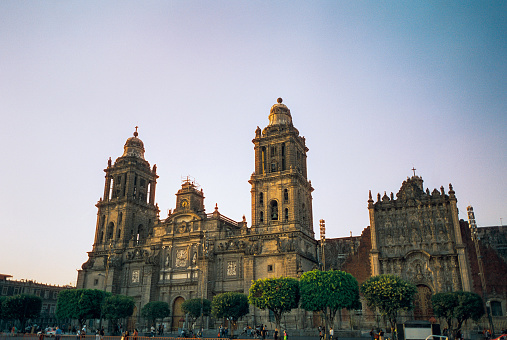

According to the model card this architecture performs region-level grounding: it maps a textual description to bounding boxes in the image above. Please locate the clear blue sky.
[1,1,505,286]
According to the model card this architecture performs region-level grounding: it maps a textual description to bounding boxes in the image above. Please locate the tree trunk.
[275,312,282,334]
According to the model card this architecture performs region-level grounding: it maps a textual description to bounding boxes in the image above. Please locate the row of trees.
[47,272,484,340]
[55,289,172,331]
[0,294,43,331]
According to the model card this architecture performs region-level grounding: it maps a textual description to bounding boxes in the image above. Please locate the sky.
[0,1,505,286]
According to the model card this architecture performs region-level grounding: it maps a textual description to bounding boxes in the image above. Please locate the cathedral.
[77,98,506,331]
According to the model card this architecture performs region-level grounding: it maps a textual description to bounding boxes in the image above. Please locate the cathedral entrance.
[172,297,185,331]
[413,285,433,320]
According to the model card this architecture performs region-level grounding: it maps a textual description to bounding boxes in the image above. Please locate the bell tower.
[249,98,314,237]
[93,127,159,250]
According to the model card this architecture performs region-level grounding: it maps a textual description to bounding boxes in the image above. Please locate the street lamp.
[320,219,326,271]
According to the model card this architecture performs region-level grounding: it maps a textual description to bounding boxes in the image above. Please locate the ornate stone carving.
[175,249,188,267]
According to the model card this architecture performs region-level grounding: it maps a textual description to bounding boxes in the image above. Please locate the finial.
[214,203,218,211]
[411,167,416,176]
[134,126,139,137]
[277,97,283,103]
[369,190,372,200]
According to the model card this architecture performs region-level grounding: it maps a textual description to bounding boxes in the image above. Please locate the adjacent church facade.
[77,99,506,330]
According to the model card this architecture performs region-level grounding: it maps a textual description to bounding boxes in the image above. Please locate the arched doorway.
[172,297,185,331]
[413,285,433,320]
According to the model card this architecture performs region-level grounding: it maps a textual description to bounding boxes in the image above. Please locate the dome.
[268,98,292,126]
[122,127,145,159]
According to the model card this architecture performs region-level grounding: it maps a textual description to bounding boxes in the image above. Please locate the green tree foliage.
[2,294,42,332]
[300,270,361,331]
[102,295,135,324]
[211,292,249,337]
[360,274,417,340]
[248,277,300,331]
[0,296,6,320]
[181,298,211,329]
[432,291,484,337]
[56,289,109,327]
[141,301,171,326]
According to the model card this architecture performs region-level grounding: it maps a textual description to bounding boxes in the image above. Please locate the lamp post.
[320,219,326,271]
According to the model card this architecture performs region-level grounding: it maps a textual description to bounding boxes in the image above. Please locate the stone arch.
[172,296,185,331]
[270,200,278,220]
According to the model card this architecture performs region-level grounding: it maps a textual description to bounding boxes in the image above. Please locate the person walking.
[329,328,334,340]
[273,329,279,340]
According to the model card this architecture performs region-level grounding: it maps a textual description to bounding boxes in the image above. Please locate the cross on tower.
[412,167,417,176]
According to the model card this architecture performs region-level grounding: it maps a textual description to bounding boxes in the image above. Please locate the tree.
[360,274,417,340]
[211,292,249,337]
[432,291,484,338]
[248,277,300,331]
[300,270,361,332]
[102,295,135,326]
[0,296,6,321]
[181,298,211,329]
[56,289,109,327]
[141,301,170,327]
[2,294,42,332]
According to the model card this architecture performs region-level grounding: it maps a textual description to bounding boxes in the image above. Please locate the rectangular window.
[44,290,49,299]
[1,286,7,295]
[49,305,55,314]
[35,289,41,296]
[267,264,273,272]
[53,291,58,299]
[94,279,99,286]
[13,287,19,294]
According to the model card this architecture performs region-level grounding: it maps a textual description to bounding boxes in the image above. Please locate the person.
[95,329,100,340]
[329,328,333,340]
[370,329,375,340]
[133,329,138,340]
[284,330,288,340]
[100,327,105,340]
[319,327,324,340]
[151,325,155,337]
[262,325,267,340]
[56,326,63,340]
[273,329,279,340]
[379,329,384,340]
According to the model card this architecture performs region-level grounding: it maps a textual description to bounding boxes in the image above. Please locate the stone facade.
[77,99,507,331]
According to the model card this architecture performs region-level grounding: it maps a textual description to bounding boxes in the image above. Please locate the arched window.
[260,211,264,223]
[284,189,289,202]
[116,228,121,239]
[107,222,114,240]
[118,212,123,224]
[137,224,144,241]
[259,192,264,205]
[270,200,278,220]
[284,208,289,222]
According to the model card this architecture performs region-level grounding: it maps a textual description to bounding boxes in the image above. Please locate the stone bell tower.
[247,98,317,282]
[249,98,314,237]
[93,127,159,251]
